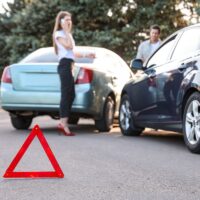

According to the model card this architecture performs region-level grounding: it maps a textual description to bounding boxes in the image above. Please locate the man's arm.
[136,42,144,62]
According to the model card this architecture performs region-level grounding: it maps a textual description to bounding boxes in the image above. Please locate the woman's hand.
[58,16,73,49]
[58,16,74,50]
[61,19,72,33]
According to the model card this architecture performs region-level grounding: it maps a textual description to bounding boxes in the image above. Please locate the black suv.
[119,23,200,153]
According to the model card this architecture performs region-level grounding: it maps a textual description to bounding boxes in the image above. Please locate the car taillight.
[1,66,12,83]
[75,68,93,84]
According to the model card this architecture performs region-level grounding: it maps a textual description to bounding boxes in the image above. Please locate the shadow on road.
[47,124,99,135]
[127,130,185,151]
[10,119,186,152]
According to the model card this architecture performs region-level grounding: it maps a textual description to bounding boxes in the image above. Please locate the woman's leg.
[60,117,70,132]
[58,59,75,133]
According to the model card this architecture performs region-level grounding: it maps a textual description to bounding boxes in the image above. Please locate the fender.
[177,63,200,117]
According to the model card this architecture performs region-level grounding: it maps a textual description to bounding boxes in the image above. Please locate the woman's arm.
[57,18,74,50]
[57,34,73,50]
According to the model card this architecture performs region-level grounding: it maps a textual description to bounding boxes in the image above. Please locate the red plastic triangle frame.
[3,125,64,178]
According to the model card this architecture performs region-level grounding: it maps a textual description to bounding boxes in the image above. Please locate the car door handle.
[111,76,118,84]
[178,63,187,71]
[146,69,156,78]
[112,76,117,80]
[148,72,156,78]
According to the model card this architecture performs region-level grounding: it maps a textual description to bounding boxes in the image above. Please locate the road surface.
[0,109,200,200]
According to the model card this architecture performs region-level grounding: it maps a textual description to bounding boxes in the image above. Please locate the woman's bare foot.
[58,123,75,136]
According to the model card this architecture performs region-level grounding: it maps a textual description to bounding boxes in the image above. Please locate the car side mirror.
[130,59,144,70]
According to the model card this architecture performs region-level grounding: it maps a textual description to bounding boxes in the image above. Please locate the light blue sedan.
[1,46,133,131]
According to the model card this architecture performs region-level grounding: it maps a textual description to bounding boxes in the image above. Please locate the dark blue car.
[119,23,200,153]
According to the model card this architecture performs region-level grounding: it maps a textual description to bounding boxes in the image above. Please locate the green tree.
[0,0,199,70]
[195,0,200,17]
[0,0,27,67]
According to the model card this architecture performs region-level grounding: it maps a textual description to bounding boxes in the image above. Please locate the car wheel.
[183,92,200,153]
[68,116,79,124]
[119,94,144,136]
[10,115,32,130]
[95,96,114,132]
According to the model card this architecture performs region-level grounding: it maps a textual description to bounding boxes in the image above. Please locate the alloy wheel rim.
[185,100,200,145]
[120,100,131,130]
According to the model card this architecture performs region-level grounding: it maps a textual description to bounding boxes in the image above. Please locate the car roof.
[36,46,115,54]
[159,23,200,45]
[180,23,200,32]
[28,46,121,59]
[186,23,200,28]
[20,46,126,64]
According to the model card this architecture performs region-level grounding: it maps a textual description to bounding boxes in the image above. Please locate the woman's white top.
[54,30,75,61]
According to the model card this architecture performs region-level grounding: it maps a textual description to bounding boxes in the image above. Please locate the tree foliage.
[0,0,199,69]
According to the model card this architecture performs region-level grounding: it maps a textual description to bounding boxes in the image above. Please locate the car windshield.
[20,47,95,64]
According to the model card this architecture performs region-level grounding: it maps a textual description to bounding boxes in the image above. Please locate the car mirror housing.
[130,59,144,70]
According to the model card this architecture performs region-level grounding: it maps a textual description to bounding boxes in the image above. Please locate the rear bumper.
[0,83,100,117]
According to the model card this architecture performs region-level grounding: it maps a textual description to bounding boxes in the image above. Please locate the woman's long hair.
[52,11,72,54]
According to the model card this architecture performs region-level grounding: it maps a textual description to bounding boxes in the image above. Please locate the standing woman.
[53,11,75,136]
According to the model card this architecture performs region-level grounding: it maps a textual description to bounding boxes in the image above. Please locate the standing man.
[136,25,162,63]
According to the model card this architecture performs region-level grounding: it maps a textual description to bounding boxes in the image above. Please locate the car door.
[132,34,179,125]
[149,27,200,129]
[128,68,157,119]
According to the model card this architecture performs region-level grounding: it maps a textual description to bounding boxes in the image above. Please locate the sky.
[0,0,14,13]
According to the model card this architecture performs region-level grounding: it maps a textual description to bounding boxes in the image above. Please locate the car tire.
[10,115,32,130]
[119,94,144,136]
[95,96,114,132]
[68,116,79,125]
[183,92,200,153]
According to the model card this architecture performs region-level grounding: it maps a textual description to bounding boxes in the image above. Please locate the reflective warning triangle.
[3,124,64,178]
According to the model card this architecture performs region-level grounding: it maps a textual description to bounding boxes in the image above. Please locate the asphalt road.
[0,109,200,200]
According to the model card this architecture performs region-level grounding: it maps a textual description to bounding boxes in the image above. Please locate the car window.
[20,48,95,64]
[171,28,200,60]
[146,35,177,68]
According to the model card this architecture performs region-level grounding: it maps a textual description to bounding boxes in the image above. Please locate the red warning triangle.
[3,124,64,178]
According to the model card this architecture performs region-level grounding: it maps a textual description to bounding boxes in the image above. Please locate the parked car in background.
[119,23,200,153]
[1,46,133,132]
